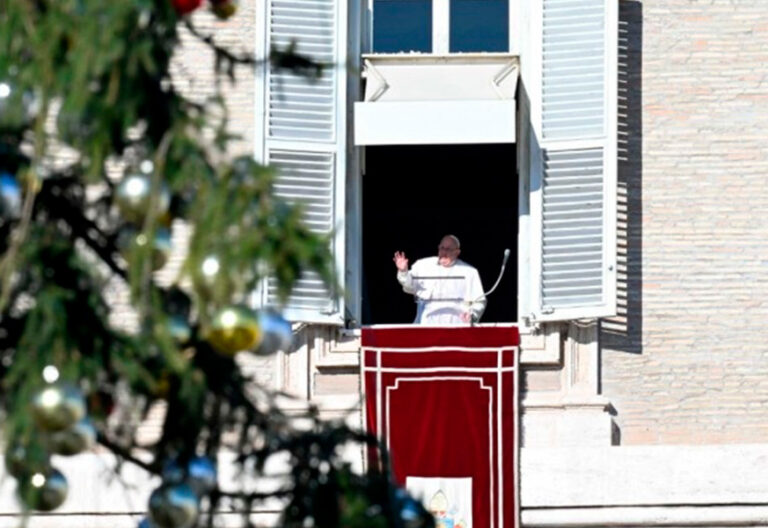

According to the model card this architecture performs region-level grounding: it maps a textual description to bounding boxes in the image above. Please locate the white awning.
[354,53,519,146]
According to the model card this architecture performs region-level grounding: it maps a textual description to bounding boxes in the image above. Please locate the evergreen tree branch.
[36,178,127,280]
[183,19,262,68]
[97,431,157,474]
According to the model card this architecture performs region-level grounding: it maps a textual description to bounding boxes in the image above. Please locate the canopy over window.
[354,53,518,145]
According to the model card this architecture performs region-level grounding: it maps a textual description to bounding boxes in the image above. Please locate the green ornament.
[48,418,97,456]
[0,79,37,129]
[114,173,170,224]
[31,384,87,432]
[205,305,262,357]
[4,442,50,479]
[17,468,68,512]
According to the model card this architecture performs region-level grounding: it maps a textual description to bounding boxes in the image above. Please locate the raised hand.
[393,251,409,271]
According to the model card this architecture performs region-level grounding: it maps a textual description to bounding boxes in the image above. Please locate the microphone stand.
[467,249,510,324]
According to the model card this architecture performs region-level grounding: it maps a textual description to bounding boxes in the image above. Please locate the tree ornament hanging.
[170,0,203,16]
[394,488,433,528]
[186,456,217,496]
[17,468,69,512]
[205,305,262,357]
[255,310,293,356]
[166,314,192,345]
[0,79,38,129]
[4,442,50,479]
[0,171,22,220]
[148,483,199,528]
[114,172,171,225]
[117,226,173,271]
[31,384,87,432]
[192,254,223,295]
[210,0,238,19]
[48,418,97,456]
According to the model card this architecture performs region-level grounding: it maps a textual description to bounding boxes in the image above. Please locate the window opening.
[362,145,518,325]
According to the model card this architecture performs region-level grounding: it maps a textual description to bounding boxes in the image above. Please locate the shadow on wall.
[601,0,643,355]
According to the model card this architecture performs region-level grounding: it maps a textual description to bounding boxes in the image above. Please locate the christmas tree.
[0,1,432,526]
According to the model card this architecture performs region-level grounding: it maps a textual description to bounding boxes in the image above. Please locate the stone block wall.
[601,0,768,444]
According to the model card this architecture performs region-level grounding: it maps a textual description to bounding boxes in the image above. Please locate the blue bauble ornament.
[187,456,217,496]
[0,172,22,220]
[395,488,433,528]
[255,310,293,356]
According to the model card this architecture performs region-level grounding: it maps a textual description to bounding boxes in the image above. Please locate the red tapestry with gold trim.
[362,326,519,528]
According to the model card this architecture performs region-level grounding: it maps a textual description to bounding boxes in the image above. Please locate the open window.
[361,145,518,325]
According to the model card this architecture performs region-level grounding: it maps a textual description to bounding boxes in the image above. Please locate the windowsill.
[342,322,561,366]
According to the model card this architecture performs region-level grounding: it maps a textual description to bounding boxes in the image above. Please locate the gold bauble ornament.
[148,483,199,528]
[114,173,171,224]
[31,384,87,432]
[205,305,262,357]
[117,227,172,271]
[17,468,68,512]
[48,418,97,456]
[210,0,237,19]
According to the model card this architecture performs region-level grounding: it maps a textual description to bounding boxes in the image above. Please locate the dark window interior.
[362,145,518,325]
[373,0,432,53]
[450,0,509,52]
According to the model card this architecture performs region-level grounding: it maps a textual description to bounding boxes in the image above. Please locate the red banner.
[362,326,519,528]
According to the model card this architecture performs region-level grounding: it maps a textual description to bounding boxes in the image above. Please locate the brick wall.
[601,0,768,444]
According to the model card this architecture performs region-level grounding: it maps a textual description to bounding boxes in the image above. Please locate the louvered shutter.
[525,0,617,322]
[257,0,347,324]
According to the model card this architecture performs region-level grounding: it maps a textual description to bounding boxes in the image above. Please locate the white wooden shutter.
[525,0,617,322]
[256,0,347,324]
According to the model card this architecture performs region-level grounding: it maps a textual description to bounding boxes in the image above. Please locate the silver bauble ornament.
[114,173,170,224]
[255,310,293,356]
[148,483,199,528]
[18,468,68,512]
[187,456,217,496]
[48,418,97,456]
[118,227,172,271]
[31,384,87,432]
[205,305,262,357]
[0,172,22,220]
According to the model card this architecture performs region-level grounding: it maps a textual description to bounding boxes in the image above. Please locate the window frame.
[367,0,520,55]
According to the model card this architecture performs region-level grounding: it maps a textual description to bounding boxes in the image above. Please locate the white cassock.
[397,257,486,325]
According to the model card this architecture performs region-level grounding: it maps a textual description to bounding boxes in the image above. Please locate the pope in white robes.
[394,235,486,325]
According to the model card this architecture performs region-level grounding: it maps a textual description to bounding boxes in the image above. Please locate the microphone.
[468,248,511,305]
